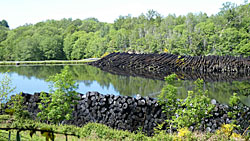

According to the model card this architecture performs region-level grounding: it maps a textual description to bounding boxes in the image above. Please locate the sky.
[0,0,247,29]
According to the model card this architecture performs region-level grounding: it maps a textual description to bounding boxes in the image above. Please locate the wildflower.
[178,127,191,137]
[164,48,168,53]
[216,124,238,138]
[231,133,241,138]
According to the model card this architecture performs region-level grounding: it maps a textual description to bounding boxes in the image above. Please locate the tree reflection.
[0,65,249,106]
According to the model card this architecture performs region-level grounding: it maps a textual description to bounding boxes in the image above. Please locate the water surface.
[0,64,249,106]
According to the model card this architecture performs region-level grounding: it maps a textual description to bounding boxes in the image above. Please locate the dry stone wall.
[2,92,250,135]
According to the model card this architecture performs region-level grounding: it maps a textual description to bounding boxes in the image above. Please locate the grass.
[0,125,245,141]
[0,58,99,66]
[0,115,247,141]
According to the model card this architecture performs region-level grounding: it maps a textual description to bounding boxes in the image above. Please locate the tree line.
[0,2,249,61]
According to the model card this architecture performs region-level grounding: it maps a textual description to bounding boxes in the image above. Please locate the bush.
[38,66,79,124]
[158,74,215,129]
[8,93,30,119]
[0,72,15,109]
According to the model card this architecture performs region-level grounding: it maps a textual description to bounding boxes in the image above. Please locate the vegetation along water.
[0,1,250,140]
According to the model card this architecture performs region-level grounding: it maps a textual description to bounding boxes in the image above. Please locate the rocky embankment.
[2,92,250,135]
[88,52,250,81]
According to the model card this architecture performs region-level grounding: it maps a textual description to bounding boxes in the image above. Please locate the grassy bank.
[0,58,99,65]
[0,115,246,141]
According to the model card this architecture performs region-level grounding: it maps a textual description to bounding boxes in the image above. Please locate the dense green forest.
[0,2,249,61]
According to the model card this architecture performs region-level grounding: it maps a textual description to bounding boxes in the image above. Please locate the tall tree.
[0,20,9,28]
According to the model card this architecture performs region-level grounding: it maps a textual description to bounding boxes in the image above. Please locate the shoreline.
[0,58,100,65]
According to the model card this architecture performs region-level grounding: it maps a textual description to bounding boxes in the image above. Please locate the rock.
[214,113,220,116]
[5,91,250,136]
[206,127,212,132]
[136,94,142,100]
[207,122,212,127]
[138,99,146,106]
[211,99,217,105]
[88,52,250,81]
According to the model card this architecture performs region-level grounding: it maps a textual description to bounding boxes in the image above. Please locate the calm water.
[0,64,249,106]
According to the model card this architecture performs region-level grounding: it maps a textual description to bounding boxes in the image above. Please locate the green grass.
[0,115,247,141]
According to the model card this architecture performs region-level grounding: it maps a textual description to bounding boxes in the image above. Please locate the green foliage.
[173,89,214,128]
[0,116,246,141]
[158,74,215,129]
[0,26,8,44]
[0,72,15,109]
[1,2,250,61]
[228,93,244,122]
[216,124,242,140]
[158,74,179,119]
[0,65,165,98]
[0,20,9,28]
[38,66,79,124]
[229,93,240,107]
[8,93,30,119]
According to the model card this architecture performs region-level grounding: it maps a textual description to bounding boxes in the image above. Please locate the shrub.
[0,72,15,109]
[38,66,79,124]
[158,74,215,129]
[8,93,30,119]
[216,124,242,140]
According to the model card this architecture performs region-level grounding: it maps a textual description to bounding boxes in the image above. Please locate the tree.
[38,66,79,124]
[146,10,161,22]
[40,35,64,60]
[0,20,9,28]
[0,25,33,60]
[0,26,8,42]
[218,27,240,55]
[0,73,15,109]
[14,37,43,61]
[63,31,88,60]
[85,33,108,58]
[71,33,92,59]
[1,3,250,60]
[0,26,9,60]
[79,18,100,33]
[219,2,237,27]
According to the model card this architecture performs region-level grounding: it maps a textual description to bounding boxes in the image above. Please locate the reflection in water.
[173,80,250,106]
[0,65,249,106]
[0,65,165,97]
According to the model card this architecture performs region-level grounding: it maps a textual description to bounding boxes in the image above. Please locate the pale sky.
[0,0,246,29]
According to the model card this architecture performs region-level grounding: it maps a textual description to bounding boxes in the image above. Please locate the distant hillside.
[0,2,249,61]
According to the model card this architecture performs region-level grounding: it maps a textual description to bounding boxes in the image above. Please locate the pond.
[0,64,249,106]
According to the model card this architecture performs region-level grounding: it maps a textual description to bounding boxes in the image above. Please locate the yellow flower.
[216,129,221,135]
[178,127,191,137]
[221,124,234,135]
[164,48,168,53]
[216,124,239,138]
[231,133,241,138]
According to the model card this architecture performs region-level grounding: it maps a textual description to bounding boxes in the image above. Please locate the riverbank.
[0,58,100,65]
